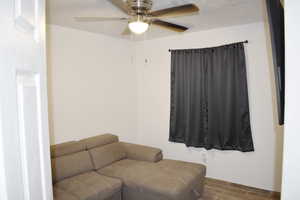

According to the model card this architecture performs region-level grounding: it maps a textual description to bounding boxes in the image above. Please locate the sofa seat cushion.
[55,171,122,200]
[53,187,79,200]
[157,159,206,182]
[157,159,206,197]
[97,159,206,200]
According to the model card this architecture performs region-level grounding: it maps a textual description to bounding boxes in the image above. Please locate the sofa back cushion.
[81,134,119,150]
[51,141,85,158]
[120,142,163,162]
[51,151,93,183]
[89,142,126,170]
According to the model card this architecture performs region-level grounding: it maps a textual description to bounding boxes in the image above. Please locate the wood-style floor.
[201,178,280,200]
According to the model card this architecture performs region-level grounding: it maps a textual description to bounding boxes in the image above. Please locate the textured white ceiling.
[46,0,265,40]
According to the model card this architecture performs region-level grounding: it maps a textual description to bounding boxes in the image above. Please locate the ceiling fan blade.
[152,20,188,32]
[150,4,199,18]
[122,26,131,35]
[108,0,130,15]
[74,17,129,22]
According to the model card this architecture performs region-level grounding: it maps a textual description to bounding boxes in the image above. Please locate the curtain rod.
[168,40,249,52]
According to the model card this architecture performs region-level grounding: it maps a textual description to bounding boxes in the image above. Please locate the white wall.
[47,22,283,192]
[134,22,283,192]
[47,25,138,144]
[281,1,300,199]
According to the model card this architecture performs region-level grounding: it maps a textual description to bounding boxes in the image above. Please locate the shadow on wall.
[46,25,56,145]
[262,0,284,192]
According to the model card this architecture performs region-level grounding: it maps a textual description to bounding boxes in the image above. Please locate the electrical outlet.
[202,153,207,164]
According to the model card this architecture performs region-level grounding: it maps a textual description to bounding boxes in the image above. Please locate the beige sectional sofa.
[51,134,206,200]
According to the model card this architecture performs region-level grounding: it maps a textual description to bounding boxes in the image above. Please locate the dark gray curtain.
[169,42,254,152]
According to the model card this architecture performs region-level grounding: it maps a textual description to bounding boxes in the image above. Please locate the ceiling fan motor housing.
[127,0,153,15]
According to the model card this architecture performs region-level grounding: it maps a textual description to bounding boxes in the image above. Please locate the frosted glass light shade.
[128,21,149,34]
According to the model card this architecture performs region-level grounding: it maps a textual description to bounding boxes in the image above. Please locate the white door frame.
[0,109,7,200]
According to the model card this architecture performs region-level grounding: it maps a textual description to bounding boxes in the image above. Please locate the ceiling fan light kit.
[128,21,149,34]
[75,0,199,35]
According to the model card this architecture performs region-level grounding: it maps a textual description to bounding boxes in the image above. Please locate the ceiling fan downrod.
[127,0,153,15]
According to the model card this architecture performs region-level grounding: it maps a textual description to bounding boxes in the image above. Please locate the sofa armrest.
[120,142,163,162]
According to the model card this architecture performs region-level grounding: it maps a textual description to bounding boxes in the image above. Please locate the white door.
[281,1,300,199]
[0,0,53,199]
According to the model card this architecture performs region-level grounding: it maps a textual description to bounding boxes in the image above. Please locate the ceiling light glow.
[128,20,149,34]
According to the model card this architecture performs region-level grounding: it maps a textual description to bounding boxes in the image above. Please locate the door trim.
[0,107,8,200]
[16,71,48,200]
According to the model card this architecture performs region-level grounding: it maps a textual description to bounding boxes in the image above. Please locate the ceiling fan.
[74,0,200,35]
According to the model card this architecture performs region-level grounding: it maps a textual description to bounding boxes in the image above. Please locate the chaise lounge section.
[51,134,206,200]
